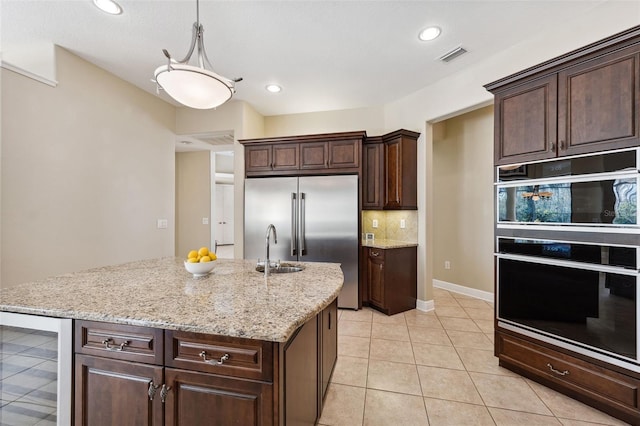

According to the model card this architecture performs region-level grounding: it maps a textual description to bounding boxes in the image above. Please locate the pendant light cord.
[196,0,200,27]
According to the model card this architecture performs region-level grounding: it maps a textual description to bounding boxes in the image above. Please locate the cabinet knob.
[148,381,160,401]
[547,363,570,376]
[200,350,230,365]
[160,384,171,403]
[559,140,566,150]
[102,338,129,352]
[550,141,556,152]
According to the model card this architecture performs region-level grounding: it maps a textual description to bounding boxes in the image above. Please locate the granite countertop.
[361,239,418,249]
[0,258,343,343]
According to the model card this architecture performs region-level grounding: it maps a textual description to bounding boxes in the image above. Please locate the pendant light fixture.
[154,0,241,109]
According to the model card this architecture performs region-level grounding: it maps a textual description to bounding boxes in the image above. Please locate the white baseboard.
[433,279,494,302]
[416,299,435,312]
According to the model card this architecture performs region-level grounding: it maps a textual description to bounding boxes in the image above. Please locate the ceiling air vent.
[438,46,467,63]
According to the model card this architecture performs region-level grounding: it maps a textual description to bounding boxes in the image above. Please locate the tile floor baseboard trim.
[433,279,494,302]
[416,299,434,312]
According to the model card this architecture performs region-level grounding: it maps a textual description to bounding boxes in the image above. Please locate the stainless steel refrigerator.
[244,175,359,309]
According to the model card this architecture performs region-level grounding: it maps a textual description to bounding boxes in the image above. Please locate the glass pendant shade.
[154,0,240,110]
[154,64,233,109]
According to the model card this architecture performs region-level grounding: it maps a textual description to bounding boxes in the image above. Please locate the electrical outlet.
[372,219,379,228]
[202,217,209,225]
[444,261,451,270]
[157,219,168,229]
[400,219,406,229]
[365,233,374,240]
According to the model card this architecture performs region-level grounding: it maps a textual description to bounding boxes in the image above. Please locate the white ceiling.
[2,0,621,120]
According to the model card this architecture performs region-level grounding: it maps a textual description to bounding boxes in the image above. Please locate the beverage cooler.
[0,312,72,425]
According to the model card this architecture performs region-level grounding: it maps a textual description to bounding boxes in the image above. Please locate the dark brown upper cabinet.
[362,130,420,210]
[486,26,640,166]
[558,45,639,157]
[362,136,384,209]
[241,131,365,177]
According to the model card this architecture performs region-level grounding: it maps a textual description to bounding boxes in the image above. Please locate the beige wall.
[264,107,386,137]
[175,151,212,258]
[432,106,494,293]
[1,47,176,288]
[176,101,265,259]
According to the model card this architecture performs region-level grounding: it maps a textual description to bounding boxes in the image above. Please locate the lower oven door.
[497,253,638,366]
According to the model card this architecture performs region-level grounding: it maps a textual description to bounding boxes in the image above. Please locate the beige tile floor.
[320,288,631,426]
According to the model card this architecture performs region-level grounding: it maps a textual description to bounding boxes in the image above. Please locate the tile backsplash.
[362,210,418,242]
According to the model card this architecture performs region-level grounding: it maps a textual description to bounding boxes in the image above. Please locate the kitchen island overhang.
[0,257,343,342]
[0,258,343,425]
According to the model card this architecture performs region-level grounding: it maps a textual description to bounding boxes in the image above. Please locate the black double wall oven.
[495,148,640,371]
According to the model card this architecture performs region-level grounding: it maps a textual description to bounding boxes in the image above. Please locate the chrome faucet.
[265,224,278,277]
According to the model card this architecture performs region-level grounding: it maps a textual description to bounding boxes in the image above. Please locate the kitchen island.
[0,257,343,425]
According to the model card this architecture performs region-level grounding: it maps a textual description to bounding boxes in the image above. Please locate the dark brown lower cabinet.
[284,316,318,425]
[164,368,273,426]
[497,330,640,425]
[363,246,417,315]
[74,354,163,426]
[320,299,338,402]
[74,302,338,425]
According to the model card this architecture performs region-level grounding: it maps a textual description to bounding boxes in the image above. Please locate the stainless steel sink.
[255,263,305,274]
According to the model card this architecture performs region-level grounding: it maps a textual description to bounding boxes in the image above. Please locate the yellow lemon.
[209,253,217,261]
[198,247,209,257]
[187,250,198,259]
[187,257,199,263]
[200,256,211,263]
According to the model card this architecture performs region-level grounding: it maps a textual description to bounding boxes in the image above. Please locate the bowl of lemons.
[184,247,217,277]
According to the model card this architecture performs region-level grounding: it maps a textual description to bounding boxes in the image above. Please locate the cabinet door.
[494,74,558,165]
[272,143,300,171]
[321,299,338,401]
[245,145,273,173]
[384,139,402,208]
[74,354,163,426]
[362,141,383,209]
[367,249,385,308]
[164,368,273,426]
[300,142,329,170]
[558,47,640,156]
[284,316,319,425]
[328,139,360,169]
[215,184,234,245]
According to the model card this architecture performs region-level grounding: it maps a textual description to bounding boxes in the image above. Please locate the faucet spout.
[265,224,278,277]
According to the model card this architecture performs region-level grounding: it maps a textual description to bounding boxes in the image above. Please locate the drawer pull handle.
[200,351,230,365]
[102,338,129,351]
[148,381,159,401]
[371,251,380,257]
[547,363,570,376]
[160,384,171,404]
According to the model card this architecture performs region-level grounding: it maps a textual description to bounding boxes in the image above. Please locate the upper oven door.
[496,148,639,229]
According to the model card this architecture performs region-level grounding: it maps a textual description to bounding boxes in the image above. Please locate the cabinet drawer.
[368,248,385,260]
[74,320,163,364]
[498,333,640,410]
[165,330,274,381]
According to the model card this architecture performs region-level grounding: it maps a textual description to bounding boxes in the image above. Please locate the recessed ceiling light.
[265,84,282,93]
[418,26,441,41]
[93,0,122,15]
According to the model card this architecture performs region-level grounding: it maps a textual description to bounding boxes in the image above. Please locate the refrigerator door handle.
[291,193,297,256]
[300,192,306,256]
